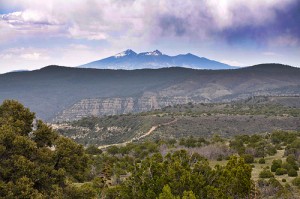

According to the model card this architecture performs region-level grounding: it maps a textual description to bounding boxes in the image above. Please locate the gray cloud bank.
[0,0,299,46]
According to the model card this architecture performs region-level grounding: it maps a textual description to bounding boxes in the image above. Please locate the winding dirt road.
[98,118,177,149]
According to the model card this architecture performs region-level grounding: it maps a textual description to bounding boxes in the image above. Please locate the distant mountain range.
[80,49,235,70]
[0,64,299,121]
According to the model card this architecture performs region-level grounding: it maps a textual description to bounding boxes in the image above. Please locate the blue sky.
[0,0,299,73]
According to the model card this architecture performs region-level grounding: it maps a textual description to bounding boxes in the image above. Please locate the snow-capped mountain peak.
[81,49,234,70]
[114,49,137,58]
[139,50,163,56]
[146,50,163,56]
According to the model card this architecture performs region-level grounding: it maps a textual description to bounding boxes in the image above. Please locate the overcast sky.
[0,0,299,73]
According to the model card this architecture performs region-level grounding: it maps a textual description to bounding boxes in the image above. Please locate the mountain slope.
[0,64,299,121]
[54,96,300,146]
[80,49,234,70]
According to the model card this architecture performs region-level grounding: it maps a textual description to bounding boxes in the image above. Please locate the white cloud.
[20,52,42,60]
[68,25,107,40]
[206,0,295,28]
[0,0,296,43]
[0,47,49,61]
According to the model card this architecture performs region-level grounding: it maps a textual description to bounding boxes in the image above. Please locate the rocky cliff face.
[54,86,300,122]
[54,95,203,122]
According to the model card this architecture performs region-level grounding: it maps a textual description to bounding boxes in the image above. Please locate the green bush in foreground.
[85,145,103,155]
[287,168,298,177]
[258,158,266,164]
[259,169,274,178]
[242,154,254,164]
[292,177,300,187]
[275,168,288,176]
[271,159,282,172]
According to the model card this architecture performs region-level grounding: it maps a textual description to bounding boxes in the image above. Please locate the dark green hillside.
[0,66,194,120]
[0,64,299,121]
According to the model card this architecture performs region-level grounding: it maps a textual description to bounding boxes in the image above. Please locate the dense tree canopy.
[3,100,298,198]
[104,150,253,199]
[0,100,93,198]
